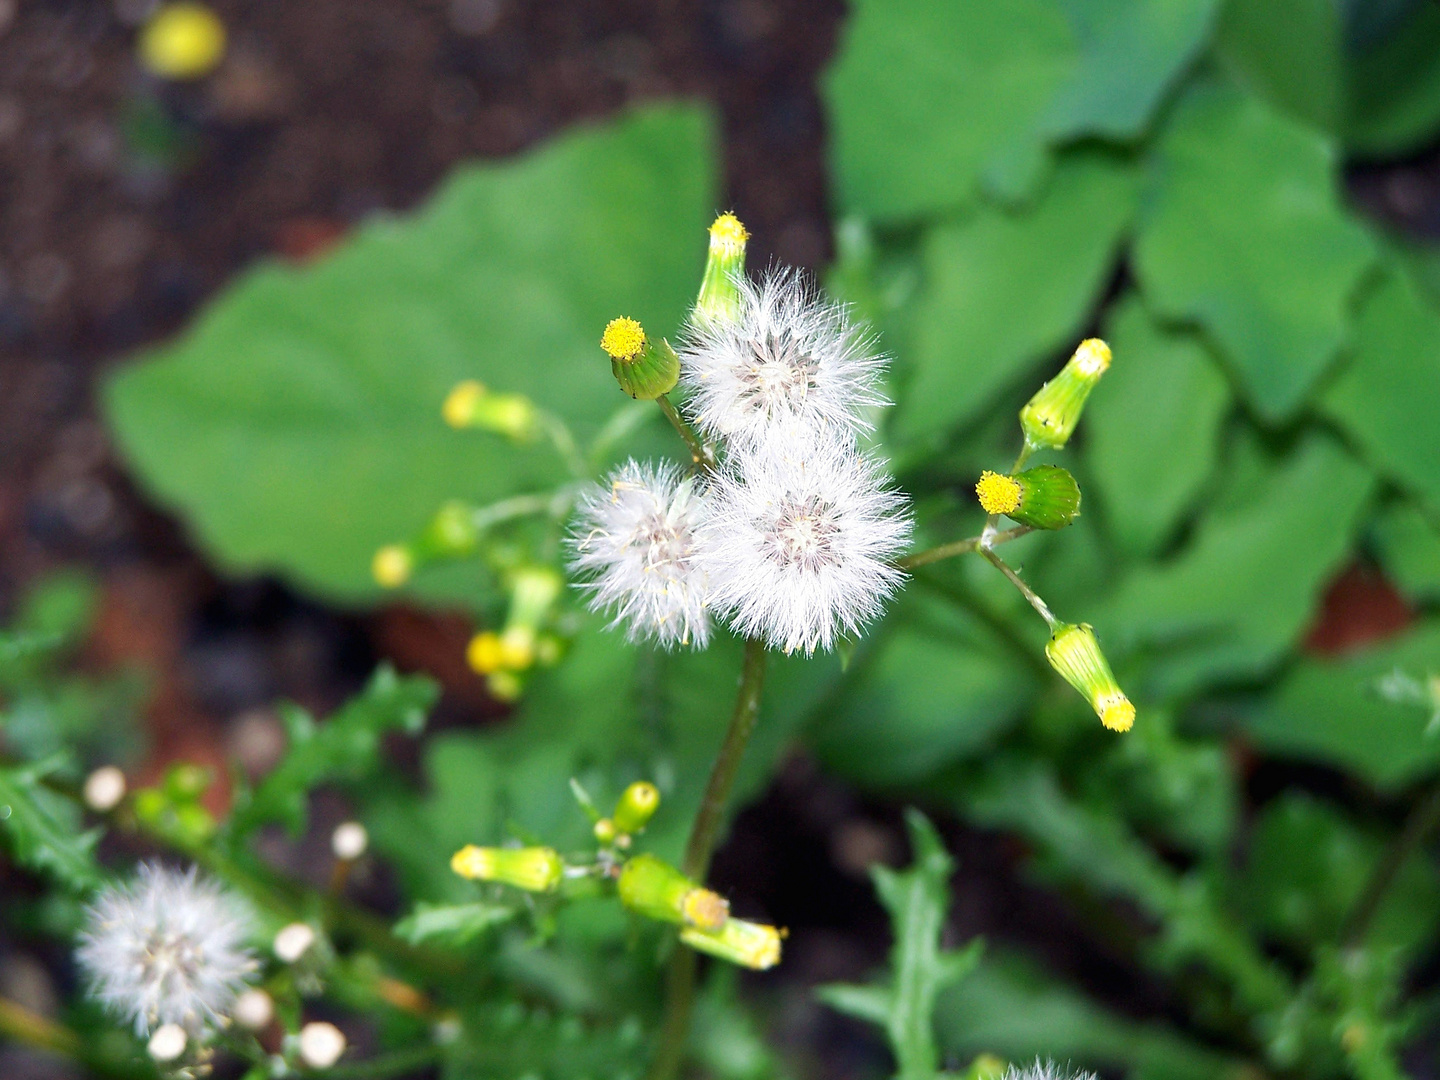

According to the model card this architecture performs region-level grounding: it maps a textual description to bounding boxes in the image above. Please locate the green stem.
[657,395,714,473]
[0,997,148,1079]
[1343,781,1440,947]
[898,525,1032,570]
[649,637,768,1080]
[979,547,1059,630]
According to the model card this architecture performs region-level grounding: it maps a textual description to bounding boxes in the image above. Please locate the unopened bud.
[1045,623,1135,732]
[694,213,749,326]
[508,566,563,629]
[332,821,368,861]
[681,917,782,970]
[442,379,537,439]
[233,988,275,1031]
[372,544,413,588]
[414,501,479,560]
[618,854,729,929]
[594,818,618,844]
[451,845,564,892]
[612,781,660,835]
[601,317,680,401]
[467,631,505,675]
[499,625,536,671]
[147,1022,187,1062]
[486,670,523,703]
[975,465,1081,530]
[83,766,127,812]
[297,1022,347,1069]
[1019,338,1111,450]
[139,3,226,81]
[274,922,317,963]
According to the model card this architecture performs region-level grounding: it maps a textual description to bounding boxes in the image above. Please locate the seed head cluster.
[76,863,258,1037]
[573,268,910,653]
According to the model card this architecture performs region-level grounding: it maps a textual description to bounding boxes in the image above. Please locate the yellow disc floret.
[139,2,226,80]
[709,213,750,252]
[681,888,730,931]
[1099,693,1136,733]
[1074,337,1112,376]
[371,545,412,588]
[976,471,1022,515]
[601,317,647,362]
[467,631,505,675]
[443,380,486,428]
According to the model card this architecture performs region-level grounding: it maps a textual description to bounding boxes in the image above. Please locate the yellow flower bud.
[1019,338,1111,450]
[694,213,749,326]
[601,317,680,400]
[612,781,660,835]
[976,471,1022,516]
[617,854,730,929]
[498,625,536,671]
[372,545,413,588]
[466,631,505,675]
[976,466,1081,530]
[450,845,564,892]
[443,380,486,428]
[442,380,537,439]
[1045,623,1134,732]
[601,317,647,362]
[139,3,226,81]
[681,917,783,970]
[486,671,523,703]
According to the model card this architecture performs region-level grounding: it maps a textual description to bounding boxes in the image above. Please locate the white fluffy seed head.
[570,459,712,649]
[76,863,258,1037]
[680,269,886,449]
[698,432,911,654]
[1004,1062,1097,1080]
[298,1021,347,1068]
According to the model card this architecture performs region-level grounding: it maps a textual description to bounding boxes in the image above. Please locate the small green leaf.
[393,901,517,946]
[1085,295,1231,555]
[1215,0,1344,132]
[1246,621,1440,790]
[1133,80,1374,420]
[1322,268,1440,512]
[1346,1,1440,158]
[0,761,102,892]
[895,149,1136,444]
[1374,502,1440,602]
[230,665,436,837]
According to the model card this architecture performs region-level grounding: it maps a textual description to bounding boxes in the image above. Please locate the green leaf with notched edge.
[818,810,981,1080]
[1133,80,1374,421]
[0,760,102,892]
[1375,502,1440,603]
[1322,268,1440,512]
[1247,621,1440,791]
[1215,0,1344,133]
[1085,294,1231,556]
[105,104,715,605]
[824,0,1073,221]
[1098,435,1373,696]
[393,901,518,947]
[894,149,1137,445]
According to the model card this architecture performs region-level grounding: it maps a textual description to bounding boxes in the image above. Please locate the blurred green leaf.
[442,998,646,1080]
[229,665,435,838]
[105,104,715,605]
[1100,435,1373,695]
[825,0,1073,220]
[394,901,517,946]
[0,760,102,892]
[894,150,1136,444]
[1322,269,1440,513]
[818,810,981,1080]
[1374,502,1440,602]
[1085,295,1231,556]
[1346,1,1440,157]
[1246,621,1440,790]
[1216,0,1343,132]
[1133,81,1374,420]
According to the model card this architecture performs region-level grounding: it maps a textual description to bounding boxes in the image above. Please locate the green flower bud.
[680,917,783,970]
[612,781,660,835]
[601,317,680,401]
[617,854,729,930]
[450,845,564,892]
[1019,338,1111,450]
[442,379,538,440]
[693,213,749,326]
[974,465,1081,530]
[1045,623,1134,732]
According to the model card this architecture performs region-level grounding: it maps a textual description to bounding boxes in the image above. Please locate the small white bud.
[232,988,274,1031]
[298,1021,347,1068]
[331,822,368,861]
[83,766,127,812]
[273,923,316,963]
[147,1022,187,1062]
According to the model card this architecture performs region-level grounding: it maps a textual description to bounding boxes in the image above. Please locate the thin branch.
[898,525,1033,570]
[656,395,715,473]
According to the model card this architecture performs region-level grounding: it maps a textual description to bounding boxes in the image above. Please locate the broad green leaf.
[1374,502,1440,602]
[824,0,1073,221]
[1346,2,1440,158]
[105,104,715,604]
[1099,435,1373,695]
[1085,295,1231,556]
[818,810,981,1080]
[442,998,646,1080]
[0,760,102,892]
[229,665,435,837]
[1133,81,1374,420]
[1246,621,1440,790]
[1215,0,1344,132]
[1322,269,1440,512]
[394,901,517,946]
[1230,792,1440,954]
[894,150,1137,444]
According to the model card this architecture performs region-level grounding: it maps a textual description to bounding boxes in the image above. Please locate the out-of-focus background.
[5,1,1440,1078]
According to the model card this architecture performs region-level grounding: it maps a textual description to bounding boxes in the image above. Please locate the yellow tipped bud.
[612,781,660,835]
[507,566,563,630]
[1045,623,1134,733]
[695,213,750,326]
[372,545,412,588]
[443,380,537,439]
[618,854,730,928]
[601,317,679,400]
[443,380,486,428]
[594,818,618,844]
[139,3,226,81]
[709,213,750,251]
[498,625,536,671]
[976,471,1022,516]
[681,888,731,931]
[467,631,505,675]
[1020,337,1112,450]
[450,845,563,892]
[681,917,783,970]
[601,317,647,361]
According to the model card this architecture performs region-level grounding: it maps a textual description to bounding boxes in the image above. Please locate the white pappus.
[698,432,911,655]
[76,862,258,1037]
[680,269,886,448]
[1004,1062,1097,1080]
[570,459,712,649]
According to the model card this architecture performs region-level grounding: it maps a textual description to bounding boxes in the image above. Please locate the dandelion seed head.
[76,863,258,1037]
[570,460,712,649]
[698,433,911,654]
[1004,1061,1097,1080]
[681,270,886,447]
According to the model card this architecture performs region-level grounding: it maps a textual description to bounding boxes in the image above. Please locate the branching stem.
[898,525,1032,569]
[979,547,1059,630]
[657,395,715,473]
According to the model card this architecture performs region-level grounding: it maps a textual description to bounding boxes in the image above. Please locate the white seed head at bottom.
[147,1023,187,1062]
[298,1022,347,1069]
